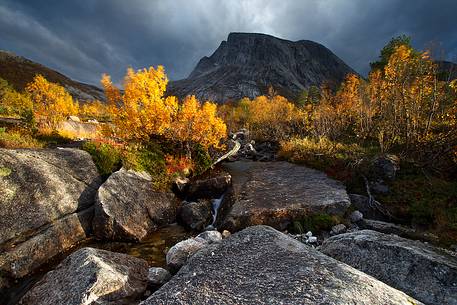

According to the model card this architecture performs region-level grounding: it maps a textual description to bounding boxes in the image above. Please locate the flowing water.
[2,224,192,305]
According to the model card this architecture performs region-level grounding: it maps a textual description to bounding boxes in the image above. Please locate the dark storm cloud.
[1,0,456,86]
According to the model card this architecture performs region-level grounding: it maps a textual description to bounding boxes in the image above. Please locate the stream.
[2,224,192,305]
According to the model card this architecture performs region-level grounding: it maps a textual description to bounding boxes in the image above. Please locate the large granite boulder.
[217,161,350,231]
[93,168,179,241]
[142,226,419,304]
[0,148,101,282]
[320,230,457,305]
[19,247,148,305]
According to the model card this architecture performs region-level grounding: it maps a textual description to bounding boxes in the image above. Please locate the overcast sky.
[1,0,456,86]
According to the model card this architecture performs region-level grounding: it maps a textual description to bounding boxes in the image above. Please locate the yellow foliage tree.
[101,67,227,154]
[26,74,78,129]
[172,95,227,152]
[102,66,178,142]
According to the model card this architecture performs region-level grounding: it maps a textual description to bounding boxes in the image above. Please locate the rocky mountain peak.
[168,32,357,102]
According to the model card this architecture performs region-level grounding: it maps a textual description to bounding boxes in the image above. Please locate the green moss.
[289,213,341,234]
[122,144,170,190]
[83,142,122,177]
[0,167,11,177]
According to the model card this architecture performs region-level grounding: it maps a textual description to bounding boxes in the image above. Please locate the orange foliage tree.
[26,74,78,129]
[101,66,227,157]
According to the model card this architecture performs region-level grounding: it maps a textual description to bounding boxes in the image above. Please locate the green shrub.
[289,213,341,234]
[192,144,212,176]
[83,141,122,177]
[122,144,170,190]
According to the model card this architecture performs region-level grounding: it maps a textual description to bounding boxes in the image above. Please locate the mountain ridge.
[168,32,358,102]
[0,50,105,102]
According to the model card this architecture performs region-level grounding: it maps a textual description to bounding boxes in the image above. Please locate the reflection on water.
[2,224,192,305]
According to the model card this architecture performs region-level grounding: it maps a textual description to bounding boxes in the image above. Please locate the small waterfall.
[209,193,225,228]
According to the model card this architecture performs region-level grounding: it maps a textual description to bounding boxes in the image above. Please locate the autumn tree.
[0,77,33,118]
[370,35,413,71]
[26,75,78,130]
[172,95,227,155]
[102,66,178,142]
[102,66,227,154]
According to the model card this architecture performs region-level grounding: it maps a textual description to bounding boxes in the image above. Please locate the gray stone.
[197,230,223,243]
[0,148,101,282]
[330,224,347,236]
[349,210,363,223]
[142,226,420,305]
[93,168,179,241]
[166,237,207,272]
[218,161,350,231]
[168,33,357,103]
[19,247,148,305]
[321,230,457,305]
[358,219,439,242]
[147,267,171,286]
[178,200,212,231]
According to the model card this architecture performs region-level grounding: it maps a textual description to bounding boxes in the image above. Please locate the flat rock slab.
[142,225,420,305]
[217,161,350,231]
[93,168,179,241]
[321,230,457,305]
[19,247,148,305]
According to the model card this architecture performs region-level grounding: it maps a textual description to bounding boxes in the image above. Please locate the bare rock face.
[216,161,350,231]
[19,247,148,305]
[320,230,457,305]
[93,168,179,241]
[168,32,357,102]
[0,148,102,281]
[141,226,420,305]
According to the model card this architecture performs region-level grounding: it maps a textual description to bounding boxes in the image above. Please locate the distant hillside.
[168,32,358,102]
[0,50,104,102]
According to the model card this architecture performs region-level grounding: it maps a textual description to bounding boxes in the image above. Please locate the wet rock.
[321,230,457,305]
[142,226,419,305]
[166,237,208,272]
[19,247,148,305]
[93,168,179,241]
[330,224,347,236]
[349,210,363,223]
[187,172,231,200]
[148,267,171,287]
[218,161,350,231]
[349,194,390,221]
[197,230,223,243]
[0,148,101,283]
[178,200,212,231]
